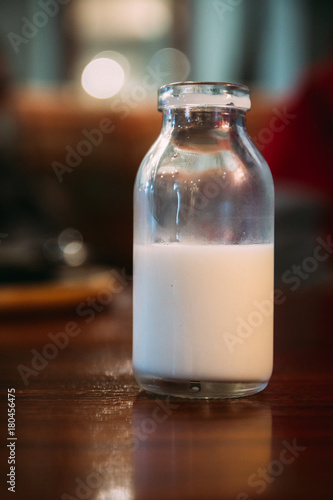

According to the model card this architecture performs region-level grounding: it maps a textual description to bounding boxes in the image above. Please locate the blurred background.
[0,0,332,291]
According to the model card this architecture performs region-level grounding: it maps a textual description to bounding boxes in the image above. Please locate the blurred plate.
[0,266,121,314]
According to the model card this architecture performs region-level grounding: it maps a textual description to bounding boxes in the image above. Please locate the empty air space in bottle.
[147,124,272,245]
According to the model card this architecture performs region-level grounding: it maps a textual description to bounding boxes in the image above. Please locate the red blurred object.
[263,58,333,200]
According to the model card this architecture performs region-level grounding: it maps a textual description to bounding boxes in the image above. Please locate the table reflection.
[131,396,272,499]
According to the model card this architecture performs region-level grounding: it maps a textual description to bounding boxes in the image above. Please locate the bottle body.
[133,83,274,399]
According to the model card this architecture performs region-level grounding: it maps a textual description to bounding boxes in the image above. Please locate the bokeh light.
[82,57,125,99]
[58,228,87,267]
[148,48,191,86]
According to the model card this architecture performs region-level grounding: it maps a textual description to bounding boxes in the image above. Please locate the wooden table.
[0,278,332,500]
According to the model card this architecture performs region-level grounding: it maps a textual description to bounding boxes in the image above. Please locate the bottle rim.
[158,81,251,111]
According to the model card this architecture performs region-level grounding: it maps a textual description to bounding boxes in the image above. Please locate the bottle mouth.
[158,81,251,111]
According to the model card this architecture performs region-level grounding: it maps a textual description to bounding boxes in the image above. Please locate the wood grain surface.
[0,280,332,500]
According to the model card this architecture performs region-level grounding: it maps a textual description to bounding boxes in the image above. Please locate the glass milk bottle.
[133,82,274,399]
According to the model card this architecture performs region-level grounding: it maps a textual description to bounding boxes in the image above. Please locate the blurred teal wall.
[0,0,63,85]
[192,0,333,94]
[1,0,332,93]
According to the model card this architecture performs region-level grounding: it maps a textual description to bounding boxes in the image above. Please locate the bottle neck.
[162,107,247,133]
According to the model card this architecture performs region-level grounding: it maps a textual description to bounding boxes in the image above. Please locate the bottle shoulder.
[136,126,273,185]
